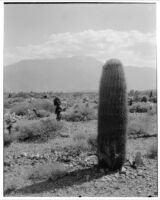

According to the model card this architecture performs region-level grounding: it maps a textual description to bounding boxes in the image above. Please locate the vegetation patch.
[129,102,152,113]
[28,161,68,181]
[128,113,153,137]
[62,103,97,122]
[147,143,157,159]
[15,117,63,142]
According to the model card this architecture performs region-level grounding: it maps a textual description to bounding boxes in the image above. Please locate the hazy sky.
[4,3,156,67]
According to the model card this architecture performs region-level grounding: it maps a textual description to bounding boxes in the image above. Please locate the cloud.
[4,29,156,67]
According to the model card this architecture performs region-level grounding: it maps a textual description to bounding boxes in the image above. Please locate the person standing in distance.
[53,96,62,121]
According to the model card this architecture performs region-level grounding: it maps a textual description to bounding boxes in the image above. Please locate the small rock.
[119,167,126,174]
[85,155,98,165]
[137,169,144,177]
[130,175,135,179]
[59,132,70,138]
[35,153,40,159]
[127,157,134,166]
[114,172,119,178]
[21,152,28,157]
[102,175,112,181]
[17,155,21,159]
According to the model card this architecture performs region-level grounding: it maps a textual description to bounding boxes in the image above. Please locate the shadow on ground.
[11,166,116,196]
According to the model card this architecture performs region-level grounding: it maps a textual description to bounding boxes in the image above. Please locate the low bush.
[15,118,63,142]
[63,139,91,156]
[147,143,157,159]
[62,103,97,122]
[10,102,33,116]
[10,99,54,117]
[148,104,157,115]
[28,161,68,181]
[129,102,151,113]
[31,99,54,112]
[4,134,13,147]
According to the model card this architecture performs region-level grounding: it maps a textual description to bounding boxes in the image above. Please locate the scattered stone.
[127,157,134,166]
[35,153,40,159]
[137,169,145,177]
[101,176,112,181]
[17,155,21,159]
[85,155,98,165]
[59,132,70,138]
[119,167,126,174]
[21,152,28,157]
[114,172,119,178]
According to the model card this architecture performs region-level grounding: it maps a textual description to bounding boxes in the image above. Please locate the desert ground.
[4,91,157,197]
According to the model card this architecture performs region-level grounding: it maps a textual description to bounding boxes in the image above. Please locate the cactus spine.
[97,59,127,171]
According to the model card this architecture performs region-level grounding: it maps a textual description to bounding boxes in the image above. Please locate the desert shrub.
[72,132,97,152]
[15,118,63,142]
[62,103,97,122]
[10,102,33,116]
[149,96,157,103]
[129,102,151,113]
[10,99,54,117]
[148,104,157,115]
[147,143,157,159]
[28,161,68,181]
[141,96,148,102]
[63,139,91,156]
[4,97,25,109]
[13,92,30,98]
[4,134,13,147]
[40,118,63,134]
[31,99,54,112]
[30,109,51,119]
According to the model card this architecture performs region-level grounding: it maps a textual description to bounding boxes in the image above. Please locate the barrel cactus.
[97,59,128,171]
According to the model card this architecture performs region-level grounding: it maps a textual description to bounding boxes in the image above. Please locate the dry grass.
[128,113,152,136]
[62,103,97,122]
[28,161,68,181]
[15,117,64,142]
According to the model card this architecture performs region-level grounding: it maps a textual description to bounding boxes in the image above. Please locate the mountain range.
[4,56,157,92]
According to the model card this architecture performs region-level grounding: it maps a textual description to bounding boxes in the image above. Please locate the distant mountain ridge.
[4,56,156,92]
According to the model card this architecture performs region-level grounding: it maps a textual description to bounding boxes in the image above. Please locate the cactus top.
[103,59,122,70]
